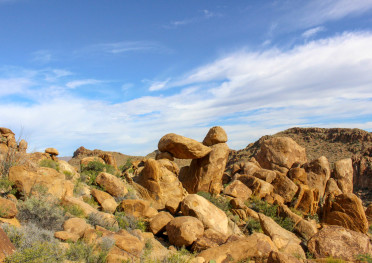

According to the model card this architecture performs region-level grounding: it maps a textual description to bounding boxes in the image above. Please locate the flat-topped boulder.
[202,126,228,146]
[158,133,211,159]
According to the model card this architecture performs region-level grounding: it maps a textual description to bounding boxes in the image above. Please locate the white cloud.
[32,50,52,64]
[0,78,33,96]
[302,26,325,38]
[1,31,372,156]
[147,79,171,91]
[86,41,166,54]
[66,79,101,89]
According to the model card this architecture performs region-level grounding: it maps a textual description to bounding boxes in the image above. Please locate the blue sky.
[1,0,372,156]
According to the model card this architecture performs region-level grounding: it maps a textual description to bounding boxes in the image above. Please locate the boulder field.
[0,126,371,263]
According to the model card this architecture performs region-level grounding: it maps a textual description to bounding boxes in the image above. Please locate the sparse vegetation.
[63,170,73,180]
[115,211,147,232]
[39,159,60,172]
[80,161,116,186]
[197,191,231,212]
[356,254,372,263]
[65,238,114,263]
[62,203,85,218]
[243,218,262,234]
[87,212,118,232]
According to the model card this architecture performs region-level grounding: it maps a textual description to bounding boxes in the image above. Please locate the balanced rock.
[45,147,59,156]
[322,193,369,233]
[332,158,353,194]
[166,216,204,247]
[307,225,372,261]
[255,137,307,173]
[202,126,228,146]
[158,133,211,159]
[180,143,229,194]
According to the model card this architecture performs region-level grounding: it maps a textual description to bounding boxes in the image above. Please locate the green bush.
[17,195,66,231]
[62,203,85,218]
[356,254,372,263]
[80,161,115,186]
[39,159,60,172]
[197,191,231,212]
[63,170,73,180]
[247,196,294,232]
[2,223,65,263]
[243,218,262,234]
[0,177,16,195]
[87,212,118,232]
[115,211,147,232]
[65,238,114,263]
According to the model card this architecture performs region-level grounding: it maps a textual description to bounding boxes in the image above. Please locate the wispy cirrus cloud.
[1,31,372,156]
[66,79,101,89]
[31,50,53,64]
[84,41,168,55]
[166,9,221,29]
[302,26,325,38]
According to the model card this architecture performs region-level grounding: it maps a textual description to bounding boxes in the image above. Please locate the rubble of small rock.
[0,126,371,263]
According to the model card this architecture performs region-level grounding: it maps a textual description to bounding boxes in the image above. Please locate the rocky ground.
[0,126,371,263]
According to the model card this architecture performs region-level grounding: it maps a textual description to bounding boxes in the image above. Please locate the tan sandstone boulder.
[63,217,92,237]
[271,174,298,203]
[158,133,211,159]
[224,180,252,200]
[181,194,237,236]
[322,193,369,233]
[307,225,372,261]
[268,251,302,263]
[332,158,353,194]
[255,137,307,174]
[149,211,174,235]
[166,216,204,247]
[202,126,228,146]
[91,189,118,213]
[324,178,342,197]
[0,226,15,261]
[198,233,277,263]
[45,147,59,156]
[80,156,105,167]
[119,199,157,218]
[0,197,18,218]
[366,204,372,225]
[288,167,307,185]
[18,139,27,153]
[135,158,186,212]
[293,184,319,216]
[236,174,274,199]
[179,143,229,194]
[95,172,128,197]
[304,156,331,199]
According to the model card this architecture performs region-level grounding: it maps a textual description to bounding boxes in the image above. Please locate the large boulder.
[202,126,228,146]
[236,174,274,199]
[166,216,204,247]
[8,165,73,199]
[63,217,91,238]
[179,143,229,194]
[0,226,16,262]
[366,204,372,225]
[158,133,211,159]
[268,251,302,263]
[303,156,331,198]
[324,178,342,197]
[149,211,174,235]
[91,188,118,213]
[45,147,59,156]
[307,225,372,261]
[293,184,319,215]
[0,197,18,218]
[224,180,252,200]
[258,213,305,258]
[255,137,307,173]
[181,194,237,236]
[119,199,157,218]
[271,174,298,203]
[198,233,277,263]
[135,159,186,212]
[95,172,128,197]
[332,158,353,194]
[322,193,369,233]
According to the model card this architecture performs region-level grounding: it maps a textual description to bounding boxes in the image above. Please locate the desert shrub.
[63,170,73,180]
[247,196,294,232]
[65,238,114,263]
[323,257,347,263]
[80,161,116,186]
[39,159,60,172]
[17,195,66,231]
[0,148,19,177]
[243,218,262,234]
[115,212,147,232]
[2,223,65,263]
[163,247,196,263]
[83,195,99,209]
[120,159,133,173]
[73,181,86,197]
[369,225,372,235]
[62,203,85,218]
[87,212,118,232]
[356,254,372,263]
[197,191,231,212]
[0,177,16,195]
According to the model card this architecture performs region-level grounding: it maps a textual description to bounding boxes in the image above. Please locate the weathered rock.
[255,137,307,173]
[304,156,331,198]
[8,165,73,199]
[293,184,319,215]
[192,228,228,252]
[158,133,211,159]
[99,153,118,168]
[113,229,144,257]
[202,126,228,146]
[230,198,259,220]
[106,246,132,263]
[237,174,274,199]
[366,204,372,225]
[149,211,174,235]
[181,194,238,236]
[63,217,91,237]
[288,167,307,185]
[268,251,302,263]
[0,197,18,218]
[198,233,277,263]
[135,159,186,211]
[157,158,180,175]
[166,216,204,247]
[119,199,157,218]
[252,169,277,183]
[45,147,59,156]
[6,134,17,149]
[271,174,298,203]
[241,161,261,176]
[58,160,79,180]
[307,225,372,261]
[54,231,80,242]
[96,172,128,197]
[18,139,27,153]
[0,127,14,135]
[324,178,342,197]
[224,180,252,200]
[322,193,369,233]
[91,189,118,213]
[0,226,16,261]
[0,217,21,228]
[333,158,353,194]
[258,213,304,258]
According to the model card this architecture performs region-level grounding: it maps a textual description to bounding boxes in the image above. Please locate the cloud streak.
[1,31,372,156]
